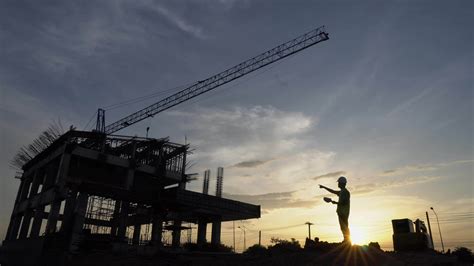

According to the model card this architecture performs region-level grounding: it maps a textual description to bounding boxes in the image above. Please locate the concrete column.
[178,151,187,189]
[211,219,222,245]
[55,153,71,185]
[43,165,56,189]
[5,180,26,240]
[132,224,141,245]
[69,193,88,253]
[60,190,78,233]
[125,142,136,189]
[110,200,122,237]
[116,201,130,240]
[18,209,33,239]
[151,212,163,246]
[45,201,61,234]
[171,220,181,248]
[6,215,22,240]
[197,220,207,246]
[28,170,43,198]
[29,206,45,237]
[19,178,32,201]
[14,177,25,203]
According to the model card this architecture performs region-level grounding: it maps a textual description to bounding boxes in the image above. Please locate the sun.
[350,227,367,245]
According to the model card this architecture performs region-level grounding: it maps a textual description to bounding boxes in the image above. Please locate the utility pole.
[430,207,445,253]
[305,222,314,240]
[258,230,261,246]
[238,225,246,251]
[426,211,435,249]
[233,221,236,252]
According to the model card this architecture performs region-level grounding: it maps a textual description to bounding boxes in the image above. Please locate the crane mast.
[99,26,329,134]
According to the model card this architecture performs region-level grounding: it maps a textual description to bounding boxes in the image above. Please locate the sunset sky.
[0,0,472,251]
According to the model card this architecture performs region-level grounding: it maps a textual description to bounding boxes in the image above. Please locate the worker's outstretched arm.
[319,185,340,195]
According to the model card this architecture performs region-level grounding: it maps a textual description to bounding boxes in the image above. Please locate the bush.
[244,244,267,256]
[368,242,381,250]
[452,247,473,263]
[268,237,302,254]
[182,242,233,252]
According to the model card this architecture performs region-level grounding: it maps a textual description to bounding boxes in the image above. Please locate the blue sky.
[0,0,472,250]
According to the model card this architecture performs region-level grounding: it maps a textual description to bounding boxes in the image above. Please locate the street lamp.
[238,225,246,251]
[430,207,445,253]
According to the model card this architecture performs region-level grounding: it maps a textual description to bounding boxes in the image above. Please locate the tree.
[244,244,267,256]
[268,237,302,253]
[452,247,473,263]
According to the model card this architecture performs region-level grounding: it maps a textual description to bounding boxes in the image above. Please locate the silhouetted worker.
[320,176,351,243]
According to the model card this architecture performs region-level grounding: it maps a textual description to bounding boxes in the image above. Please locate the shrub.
[268,237,302,253]
[244,244,267,256]
[452,247,473,263]
[368,242,381,250]
[182,242,233,252]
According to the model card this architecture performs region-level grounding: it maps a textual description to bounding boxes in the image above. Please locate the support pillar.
[54,153,71,185]
[19,178,32,201]
[60,190,78,233]
[110,200,121,237]
[5,179,26,240]
[116,142,135,242]
[69,193,88,253]
[197,220,207,246]
[151,212,163,246]
[133,223,141,245]
[117,201,130,240]
[28,171,42,198]
[45,201,61,234]
[5,178,30,240]
[211,219,221,245]
[18,209,33,239]
[171,220,181,248]
[29,206,45,237]
[6,215,22,240]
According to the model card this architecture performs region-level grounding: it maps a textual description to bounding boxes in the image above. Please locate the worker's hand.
[319,184,324,189]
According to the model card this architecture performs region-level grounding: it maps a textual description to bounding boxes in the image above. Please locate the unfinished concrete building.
[1,130,260,265]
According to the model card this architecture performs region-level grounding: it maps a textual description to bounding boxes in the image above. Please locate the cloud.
[225,191,318,212]
[148,4,206,39]
[166,106,316,167]
[232,159,272,168]
[312,171,346,181]
[381,160,473,176]
[165,106,334,195]
[352,175,442,195]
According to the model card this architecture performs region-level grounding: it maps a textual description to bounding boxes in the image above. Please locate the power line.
[82,110,98,130]
[102,83,194,111]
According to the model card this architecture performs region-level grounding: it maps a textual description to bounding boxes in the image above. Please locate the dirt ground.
[69,245,468,266]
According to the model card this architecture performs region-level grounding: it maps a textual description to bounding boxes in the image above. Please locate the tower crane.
[96,26,329,134]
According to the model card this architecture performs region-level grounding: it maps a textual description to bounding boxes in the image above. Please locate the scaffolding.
[84,196,116,234]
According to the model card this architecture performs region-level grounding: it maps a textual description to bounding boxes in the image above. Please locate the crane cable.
[102,82,196,111]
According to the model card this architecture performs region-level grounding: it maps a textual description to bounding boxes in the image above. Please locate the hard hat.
[337,176,347,184]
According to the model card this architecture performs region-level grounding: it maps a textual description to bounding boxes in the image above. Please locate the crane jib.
[102,26,329,134]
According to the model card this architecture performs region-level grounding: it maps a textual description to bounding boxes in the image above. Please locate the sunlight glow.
[350,227,368,245]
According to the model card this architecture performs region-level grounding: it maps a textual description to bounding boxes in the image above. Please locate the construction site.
[1,5,473,264]
[1,130,261,265]
[1,27,332,266]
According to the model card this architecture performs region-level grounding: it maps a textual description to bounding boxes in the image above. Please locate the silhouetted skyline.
[0,0,472,251]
